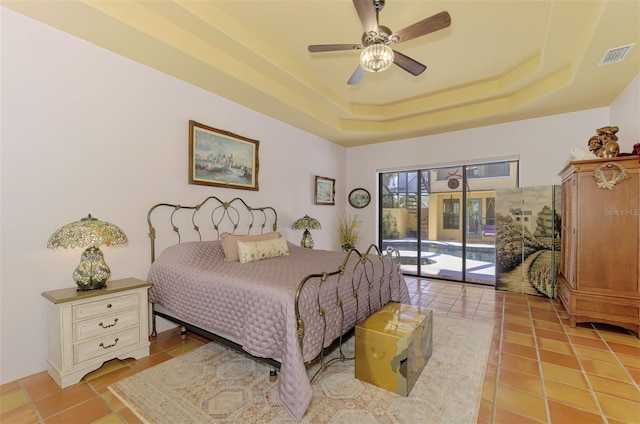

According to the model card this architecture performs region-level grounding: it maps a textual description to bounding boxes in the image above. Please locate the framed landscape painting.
[315,176,335,205]
[189,120,259,191]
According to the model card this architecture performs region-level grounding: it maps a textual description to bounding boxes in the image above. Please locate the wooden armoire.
[557,155,639,335]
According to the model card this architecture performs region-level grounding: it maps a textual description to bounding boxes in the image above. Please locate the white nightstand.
[42,278,152,388]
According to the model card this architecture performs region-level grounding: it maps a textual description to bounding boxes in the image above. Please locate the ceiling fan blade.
[390,11,451,44]
[308,44,362,53]
[393,50,427,76]
[347,65,366,85]
[352,0,378,34]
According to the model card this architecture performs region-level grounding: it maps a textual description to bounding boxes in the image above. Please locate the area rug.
[109,314,494,423]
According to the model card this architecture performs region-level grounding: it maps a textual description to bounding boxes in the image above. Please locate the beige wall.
[0,8,345,384]
[610,74,640,144]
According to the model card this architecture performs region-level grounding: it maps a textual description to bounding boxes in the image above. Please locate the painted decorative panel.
[495,185,561,298]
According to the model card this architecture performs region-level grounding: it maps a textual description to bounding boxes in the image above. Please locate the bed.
[145,196,410,419]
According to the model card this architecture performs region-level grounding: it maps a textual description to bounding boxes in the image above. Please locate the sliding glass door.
[379,160,518,285]
[380,171,425,274]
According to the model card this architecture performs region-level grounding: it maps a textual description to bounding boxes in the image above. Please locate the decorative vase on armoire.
[557,156,639,336]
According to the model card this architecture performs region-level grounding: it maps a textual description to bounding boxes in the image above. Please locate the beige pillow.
[220,231,280,262]
[237,237,289,264]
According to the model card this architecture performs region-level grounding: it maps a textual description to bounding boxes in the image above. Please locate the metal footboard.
[295,244,404,380]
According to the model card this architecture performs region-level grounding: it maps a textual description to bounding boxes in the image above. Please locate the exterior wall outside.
[428,162,519,193]
[380,162,518,243]
[427,191,496,242]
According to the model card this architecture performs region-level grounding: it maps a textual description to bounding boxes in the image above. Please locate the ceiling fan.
[308,0,451,85]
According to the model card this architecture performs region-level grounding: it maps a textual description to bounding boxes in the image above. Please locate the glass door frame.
[378,160,518,285]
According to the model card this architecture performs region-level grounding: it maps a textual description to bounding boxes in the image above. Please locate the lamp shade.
[292,215,321,249]
[47,214,128,249]
[292,215,321,231]
[48,214,127,290]
[360,43,394,73]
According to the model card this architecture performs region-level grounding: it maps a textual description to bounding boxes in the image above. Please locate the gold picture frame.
[315,176,335,205]
[188,120,259,191]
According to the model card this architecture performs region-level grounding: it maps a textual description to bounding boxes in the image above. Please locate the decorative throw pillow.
[220,231,280,262]
[237,237,289,264]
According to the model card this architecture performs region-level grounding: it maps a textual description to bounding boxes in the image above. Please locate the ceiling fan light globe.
[360,44,394,73]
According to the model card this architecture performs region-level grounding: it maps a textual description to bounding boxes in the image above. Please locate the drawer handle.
[99,318,118,329]
[371,347,386,359]
[107,304,112,309]
[99,338,119,349]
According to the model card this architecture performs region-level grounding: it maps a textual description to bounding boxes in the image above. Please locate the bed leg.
[269,368,278,382]
[180,326,187,339]
[150,304,157,337]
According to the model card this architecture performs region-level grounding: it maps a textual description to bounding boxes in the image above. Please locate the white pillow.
[237,237,289,264]
[220,231,280,262]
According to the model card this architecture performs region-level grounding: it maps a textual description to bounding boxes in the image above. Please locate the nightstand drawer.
[73,292,139,320]
[73,309,140,342]
[74,327,141,364]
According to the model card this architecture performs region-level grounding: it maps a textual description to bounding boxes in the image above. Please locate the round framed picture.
[348,188,371,208]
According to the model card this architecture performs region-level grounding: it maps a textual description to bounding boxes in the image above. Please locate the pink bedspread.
[147,240,409,419]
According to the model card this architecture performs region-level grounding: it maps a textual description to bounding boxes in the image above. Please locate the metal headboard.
[147,196,278,263]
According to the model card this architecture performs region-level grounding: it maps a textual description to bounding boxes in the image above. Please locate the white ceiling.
[4,0,640,147]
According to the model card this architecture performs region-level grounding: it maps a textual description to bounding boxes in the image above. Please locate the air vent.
[598,43,635,66]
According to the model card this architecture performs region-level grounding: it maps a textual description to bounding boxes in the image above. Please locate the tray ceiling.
[4,0,639,147]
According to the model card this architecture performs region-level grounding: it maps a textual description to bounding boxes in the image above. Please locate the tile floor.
[1,278,639,423]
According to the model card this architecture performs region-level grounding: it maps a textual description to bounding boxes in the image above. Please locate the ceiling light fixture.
[360,43,394,73]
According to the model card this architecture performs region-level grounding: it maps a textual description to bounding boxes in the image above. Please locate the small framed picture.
[348,188,371,208]
[315,176,335,205]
